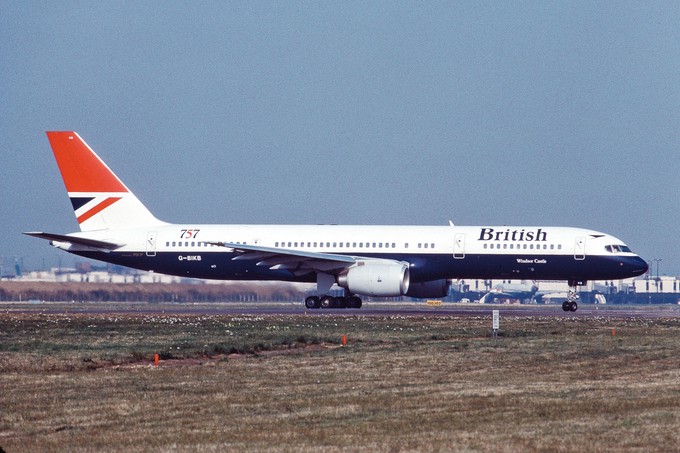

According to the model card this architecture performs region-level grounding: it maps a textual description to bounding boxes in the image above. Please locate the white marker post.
[492,310,500,340]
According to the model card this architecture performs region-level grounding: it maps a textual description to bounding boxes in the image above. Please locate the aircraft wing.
[24,232,124,251]
[209,241,357,276]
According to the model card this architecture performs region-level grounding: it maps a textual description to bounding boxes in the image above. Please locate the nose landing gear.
[562,280,581,312]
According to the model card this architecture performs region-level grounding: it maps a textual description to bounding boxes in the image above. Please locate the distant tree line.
[0,282,306,303]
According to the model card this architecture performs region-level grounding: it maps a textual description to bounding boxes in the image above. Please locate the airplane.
[25,131,649,312]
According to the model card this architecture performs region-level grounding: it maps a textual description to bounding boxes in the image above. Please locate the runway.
[2,301,679,318]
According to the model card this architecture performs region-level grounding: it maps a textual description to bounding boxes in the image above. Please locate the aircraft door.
[146,231,157,257]
[574,236,585,260]
[453,233,466,259]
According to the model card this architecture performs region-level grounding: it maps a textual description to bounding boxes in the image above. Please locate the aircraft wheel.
[320,295,335,309]
[305,296,320,309]
[570,301,578,312]
[562,301,570,312]
[347,296,362,309]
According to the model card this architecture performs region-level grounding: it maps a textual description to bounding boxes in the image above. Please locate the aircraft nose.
[630,256,649,276]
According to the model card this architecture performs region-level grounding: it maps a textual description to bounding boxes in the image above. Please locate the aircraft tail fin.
[45,131,166,231]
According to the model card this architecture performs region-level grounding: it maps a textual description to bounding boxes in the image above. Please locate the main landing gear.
[562,280,580,312]
[305,272,363,309]
[305,295,363,309]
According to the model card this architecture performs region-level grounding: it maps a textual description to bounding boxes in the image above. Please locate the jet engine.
[337,260,410,297]
[405,279,451,298]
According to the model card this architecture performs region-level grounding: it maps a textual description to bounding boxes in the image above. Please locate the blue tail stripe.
[70,197,94,211]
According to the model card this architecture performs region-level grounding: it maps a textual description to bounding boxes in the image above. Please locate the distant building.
[633,276,680,294]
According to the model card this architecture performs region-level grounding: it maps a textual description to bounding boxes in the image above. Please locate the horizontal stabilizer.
[23,231,124,250]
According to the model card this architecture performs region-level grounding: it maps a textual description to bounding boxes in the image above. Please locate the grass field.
[1,304,680,452]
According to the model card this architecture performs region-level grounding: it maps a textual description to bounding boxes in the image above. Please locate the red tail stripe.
[77,197,122,224]
[46,132,128,193]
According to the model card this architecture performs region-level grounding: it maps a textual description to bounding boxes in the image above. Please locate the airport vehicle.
[26,132,648,311]
[479,281,539,304]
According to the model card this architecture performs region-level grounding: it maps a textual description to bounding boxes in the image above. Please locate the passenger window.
[172,241,176,247]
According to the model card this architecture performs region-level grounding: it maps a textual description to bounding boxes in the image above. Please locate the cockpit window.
[605,244,632,253]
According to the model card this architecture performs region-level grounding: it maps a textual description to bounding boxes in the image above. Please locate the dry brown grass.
[1,305,680,452]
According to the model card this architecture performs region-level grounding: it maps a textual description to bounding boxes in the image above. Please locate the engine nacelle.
[405,279,451,298]
[337,260,410,297]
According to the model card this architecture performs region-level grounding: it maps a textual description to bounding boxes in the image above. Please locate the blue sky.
[2,1,680,275]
